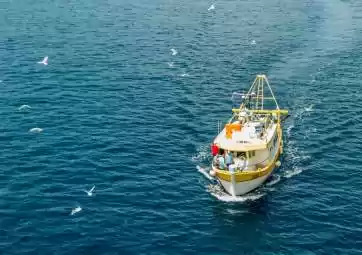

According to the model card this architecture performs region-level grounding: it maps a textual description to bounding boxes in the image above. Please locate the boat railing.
[239,157,270,171]
[213,156,270,172]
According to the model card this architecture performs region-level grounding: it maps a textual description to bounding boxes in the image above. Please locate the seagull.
[208,4,215,11]
[37,56,48,65]
[29,127,43,133]
[71,206,82,215]
[18,104,31,111]
[305,104,313,112]
[85,186,95,196]
[170,48,178,56]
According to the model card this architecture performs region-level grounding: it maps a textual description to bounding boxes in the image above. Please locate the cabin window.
[265,118,270,129]
[269,141,274,152]
[248,151,256,158]
[268,135,277,149]
[237,152,246,158]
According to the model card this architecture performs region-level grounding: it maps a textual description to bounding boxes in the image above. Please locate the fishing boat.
[209,74,288,196]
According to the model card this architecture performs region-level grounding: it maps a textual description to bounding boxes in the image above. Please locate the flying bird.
[85,186,95,196]
[305,104,313,112]
[208,4,215,11]
[71,206,82,215]
[29,127,43,133]
[37,56,48,65]
[170,48,178,56]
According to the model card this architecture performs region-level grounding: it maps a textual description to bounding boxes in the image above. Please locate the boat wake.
[196,165,214,181]
[295,104,314,120]
[226,208,245,215]
[284,167,303,179]
[265,174,281,187]
[286,124,294,137]
[281,104,313,179]
[192,144,211,163]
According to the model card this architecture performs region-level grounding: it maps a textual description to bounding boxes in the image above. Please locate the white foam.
[295,109,304,120]
[29,127,43,133]
[191,145,210,162]
[196,165,214,181]
[207,184,265,202]
[288,152,311,164]
[211,192,265,202]
[274,106,310,183]
[251,40,256,45]
[286,124,294,137]
[266,174,281,187]
[284,168,302,179]
[167,62,174,68]
[226,208,244,215]
[265,187,276,192]
[180,73,190,77]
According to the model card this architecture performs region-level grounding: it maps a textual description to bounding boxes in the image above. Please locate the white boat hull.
[218,171,272,196]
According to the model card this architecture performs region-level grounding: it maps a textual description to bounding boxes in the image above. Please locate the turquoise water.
[1,0,362,254]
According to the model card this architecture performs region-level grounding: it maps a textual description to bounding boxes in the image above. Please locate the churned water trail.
[196,165,214,181]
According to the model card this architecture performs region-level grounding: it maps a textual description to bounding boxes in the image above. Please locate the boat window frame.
[237,151,246,158]
[248,150,256,158]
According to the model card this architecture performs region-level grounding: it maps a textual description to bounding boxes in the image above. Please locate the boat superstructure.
[210,75,288,196]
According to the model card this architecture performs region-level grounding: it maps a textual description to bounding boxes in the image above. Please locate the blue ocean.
[1,0,362,254]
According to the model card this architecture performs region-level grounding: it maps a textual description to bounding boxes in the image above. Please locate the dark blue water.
[1,0,362,254]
